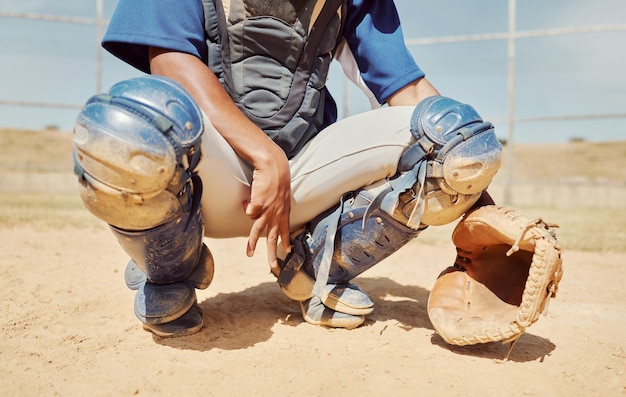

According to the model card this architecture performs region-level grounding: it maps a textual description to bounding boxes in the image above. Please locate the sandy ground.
[1,220,625,397]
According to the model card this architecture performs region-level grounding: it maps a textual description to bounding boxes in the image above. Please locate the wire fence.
[1,0,625,206]
[3,1,625,120]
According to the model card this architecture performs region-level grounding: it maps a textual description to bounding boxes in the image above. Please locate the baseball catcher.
[72,0,562,344]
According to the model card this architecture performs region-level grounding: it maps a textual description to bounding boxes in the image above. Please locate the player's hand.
[244,146,292,270]
[147,48,293,268]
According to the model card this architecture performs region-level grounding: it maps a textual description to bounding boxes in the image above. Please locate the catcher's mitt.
[427,205,563,351]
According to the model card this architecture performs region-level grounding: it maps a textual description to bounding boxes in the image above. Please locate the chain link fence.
[1,0,625,207]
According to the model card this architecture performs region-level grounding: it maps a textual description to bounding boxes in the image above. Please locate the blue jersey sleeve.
[102,0,206,73]
[344,0,425,103]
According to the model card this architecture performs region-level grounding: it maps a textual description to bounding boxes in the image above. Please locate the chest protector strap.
[202,0,346,157]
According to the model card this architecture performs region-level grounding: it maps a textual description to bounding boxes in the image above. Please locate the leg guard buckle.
[277,190,423,319]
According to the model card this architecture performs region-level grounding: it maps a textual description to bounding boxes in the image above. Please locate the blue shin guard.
[74,75,214,337]
[278,189,424,326]
[111,204,214,331]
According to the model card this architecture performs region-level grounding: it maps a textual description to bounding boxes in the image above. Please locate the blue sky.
[0,0,625,143]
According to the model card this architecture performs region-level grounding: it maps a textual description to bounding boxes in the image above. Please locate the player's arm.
[148,47,292,269]
[386,77,440,106]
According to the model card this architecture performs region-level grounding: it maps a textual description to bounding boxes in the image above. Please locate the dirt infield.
[1,129,625,396]
[1,219,625,396]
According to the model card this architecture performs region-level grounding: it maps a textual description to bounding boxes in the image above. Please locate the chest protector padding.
[203,0,346,158]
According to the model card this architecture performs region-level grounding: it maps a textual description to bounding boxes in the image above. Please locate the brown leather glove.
[428,205,563,349]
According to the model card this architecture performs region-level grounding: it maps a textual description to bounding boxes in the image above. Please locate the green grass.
[412,206,626,253]
[1,128,625,253]
[0,128,73,172]
[1,193,624,253]
[526,206,626,253]
[0,193,100,229]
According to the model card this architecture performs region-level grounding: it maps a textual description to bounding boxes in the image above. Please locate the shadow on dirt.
[430,333,556,363]
[154,276,555,362]
[154,276,431,351]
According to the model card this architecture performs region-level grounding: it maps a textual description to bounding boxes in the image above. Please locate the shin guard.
[73,76,213,336]
[278,189,424,315]
[111,198,214,325]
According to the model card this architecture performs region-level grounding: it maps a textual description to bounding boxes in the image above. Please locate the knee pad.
[72,75,204,230]
[391,96,502,227]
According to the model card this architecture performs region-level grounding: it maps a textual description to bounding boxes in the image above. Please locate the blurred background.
[1,0,625,210]
[1,0,625,142]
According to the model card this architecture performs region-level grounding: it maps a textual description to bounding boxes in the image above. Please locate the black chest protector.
[202,0,346,158]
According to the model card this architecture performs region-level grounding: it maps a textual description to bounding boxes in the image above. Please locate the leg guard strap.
[306,193,423,298]
[278,190,424,306]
